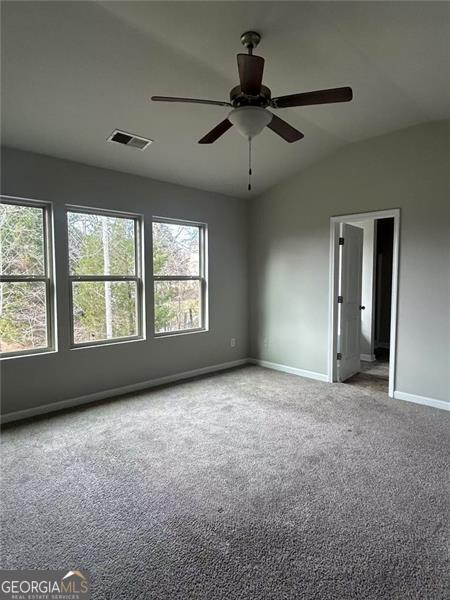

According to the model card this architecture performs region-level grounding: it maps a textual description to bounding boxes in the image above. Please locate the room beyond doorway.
[347,352,390,394]
[328,209,400,397]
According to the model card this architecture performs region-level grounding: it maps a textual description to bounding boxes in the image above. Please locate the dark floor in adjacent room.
[347,356,390,393]
[1,366,449,600]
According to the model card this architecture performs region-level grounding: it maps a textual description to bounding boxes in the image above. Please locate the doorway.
[328,209,400,397]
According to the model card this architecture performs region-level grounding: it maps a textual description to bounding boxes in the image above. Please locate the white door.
[338,223,363,381]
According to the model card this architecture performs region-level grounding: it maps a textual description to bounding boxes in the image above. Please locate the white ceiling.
[2,1,448,198]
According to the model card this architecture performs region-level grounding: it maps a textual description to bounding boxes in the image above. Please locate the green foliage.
[70,216,180,342]
[0,203,44,275]
[153,236,177,333]
[70,216,138,343]
[152,222,201,333]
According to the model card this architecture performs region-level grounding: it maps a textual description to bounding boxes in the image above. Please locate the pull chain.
[248,136,252,191]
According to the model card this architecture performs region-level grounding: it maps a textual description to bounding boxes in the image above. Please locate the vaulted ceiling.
[2,1,448,198]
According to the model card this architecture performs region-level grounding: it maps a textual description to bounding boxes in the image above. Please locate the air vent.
[107,129,152,151]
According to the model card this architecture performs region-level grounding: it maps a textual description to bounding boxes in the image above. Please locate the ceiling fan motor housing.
[230,84,272,107]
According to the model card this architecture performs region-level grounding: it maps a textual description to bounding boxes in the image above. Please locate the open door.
[338,223,363,381]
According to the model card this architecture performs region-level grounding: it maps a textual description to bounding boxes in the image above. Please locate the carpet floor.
[1,366,449,599]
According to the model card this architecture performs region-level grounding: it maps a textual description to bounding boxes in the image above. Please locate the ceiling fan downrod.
[248,137,252,191]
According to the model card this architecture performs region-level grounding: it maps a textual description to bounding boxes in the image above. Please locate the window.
[67,208,143,346]
[152,219,207,335]
[0,198,54,357]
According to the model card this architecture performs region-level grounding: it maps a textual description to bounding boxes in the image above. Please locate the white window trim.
[67,205,145,349]
[0,195,56,359]
[152,216,208,338]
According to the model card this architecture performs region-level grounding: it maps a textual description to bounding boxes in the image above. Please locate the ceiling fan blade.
[271,86,353,109]
[237,54,265,95]
[198,119,233,144]
[151,96,231,107]
[266,113,304,143]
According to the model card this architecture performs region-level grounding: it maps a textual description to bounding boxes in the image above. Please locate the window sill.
[70,336,145,351]
[154,328,208,339]
[0,348,57,361]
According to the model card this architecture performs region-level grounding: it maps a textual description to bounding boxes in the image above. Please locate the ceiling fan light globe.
[228,106,272,138]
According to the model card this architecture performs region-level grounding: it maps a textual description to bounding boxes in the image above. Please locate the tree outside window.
[152,220,206,335]
[0,200,53,357]
[67,209,142,346]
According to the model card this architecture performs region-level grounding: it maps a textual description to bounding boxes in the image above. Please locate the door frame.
[328,209,400,397]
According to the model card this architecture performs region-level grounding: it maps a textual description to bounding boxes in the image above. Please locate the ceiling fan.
[151,31,353,190]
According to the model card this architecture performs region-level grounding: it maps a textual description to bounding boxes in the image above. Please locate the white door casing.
[338,223,363,381]
[329,209,400,398]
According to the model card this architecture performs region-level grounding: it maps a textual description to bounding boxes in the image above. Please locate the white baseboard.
[393,390,449,412]
[1,359,249,424]
[360,354,376,362]
[249,358,328,382]
[4,358,447,423]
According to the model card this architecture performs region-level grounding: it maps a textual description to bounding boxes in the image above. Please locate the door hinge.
[337,296,343,303]
[337,352,342,360]
[339,237,344,245]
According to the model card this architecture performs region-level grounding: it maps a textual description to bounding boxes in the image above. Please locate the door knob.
[359,305,366,310]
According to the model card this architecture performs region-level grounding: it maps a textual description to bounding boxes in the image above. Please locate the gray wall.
[2,121,449,416]
[250,121,449,403]
[1,148,249,415]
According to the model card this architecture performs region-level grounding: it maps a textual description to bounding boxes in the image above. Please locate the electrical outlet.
[230,338,236,348]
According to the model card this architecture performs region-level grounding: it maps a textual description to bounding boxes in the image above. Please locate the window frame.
[67,205,144,349]
[0,195,56,359]
[152,216,208,338]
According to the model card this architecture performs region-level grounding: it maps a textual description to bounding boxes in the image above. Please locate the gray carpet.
[1,366,449,599]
